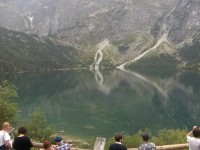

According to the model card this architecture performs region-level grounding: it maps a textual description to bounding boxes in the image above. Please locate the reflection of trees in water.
[150,70,200,129]
[95,69,200,130]
[165,71,200,128]
[123,70,169,99]
[92,69,200,130]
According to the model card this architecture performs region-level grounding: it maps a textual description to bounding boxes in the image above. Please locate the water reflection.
[0,69,200,138]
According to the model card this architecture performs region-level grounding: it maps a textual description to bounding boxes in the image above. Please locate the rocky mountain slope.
[0,0,178,38]
[0,27,80,73]
[152,0,200,43]
[1,0,200,42]
[0,0,200,72]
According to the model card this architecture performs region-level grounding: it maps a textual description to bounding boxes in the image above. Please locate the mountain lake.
[1,69,200,138]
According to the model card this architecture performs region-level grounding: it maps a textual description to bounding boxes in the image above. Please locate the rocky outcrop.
[152,0,200,43]
[1,0,200,44]
[0,0,200,70]
[1,0,200,43]
[0,0,178,42]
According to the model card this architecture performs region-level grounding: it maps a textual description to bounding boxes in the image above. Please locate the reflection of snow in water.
[116,34,169,99]
[94,69,111,94]
[125,69,168,99]
[90,39,110,94]
[90,69,112,94]
[91,34,185,99]
[95,69,103,85]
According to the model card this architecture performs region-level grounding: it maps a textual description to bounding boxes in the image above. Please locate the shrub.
[152,129,187,145]
[24,108,53,142]
[105,128,187,149]
[0,80,18,125]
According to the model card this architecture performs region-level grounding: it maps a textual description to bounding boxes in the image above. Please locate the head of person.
[55,136,63,145]
[2,122,10,131]
[141,133,150,142]
[18,127,27,135]
[115,134,124,142]
[193,126,200,138]
[43,140,52,149]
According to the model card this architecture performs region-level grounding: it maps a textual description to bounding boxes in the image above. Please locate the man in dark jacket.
[109,134,127,150]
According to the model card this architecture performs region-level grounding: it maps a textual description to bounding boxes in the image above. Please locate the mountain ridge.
[0,0,200,72]
[0,27,82,73]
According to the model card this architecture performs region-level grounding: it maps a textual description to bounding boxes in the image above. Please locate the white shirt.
[0,131,11,146]
[115,142,122,144]
[187,136,200,150]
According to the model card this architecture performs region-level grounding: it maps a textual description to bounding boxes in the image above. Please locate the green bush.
[0,80,18,125]
[24,108,53,142]
[105,128,187,149]
[152,129,187,145]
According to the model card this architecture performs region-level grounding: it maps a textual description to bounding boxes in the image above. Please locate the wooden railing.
[32,138,189,150]
[128,143,189,150]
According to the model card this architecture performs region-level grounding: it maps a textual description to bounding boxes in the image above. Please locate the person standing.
[0,122,12,150]
[109,134,127,150]
[138,133,156,150]
[187,126,200,150]
[13,127,33,150]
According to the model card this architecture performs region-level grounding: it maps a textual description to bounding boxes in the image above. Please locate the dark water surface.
[1,69,200,138]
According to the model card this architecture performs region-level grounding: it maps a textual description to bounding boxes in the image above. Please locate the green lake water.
[1,69,200,138]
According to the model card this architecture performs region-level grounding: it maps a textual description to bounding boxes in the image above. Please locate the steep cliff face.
[52,0,180,45]
[152,0,200,43]
[1,0,200,44]
[0,0,178,42]
[0,0,200,71]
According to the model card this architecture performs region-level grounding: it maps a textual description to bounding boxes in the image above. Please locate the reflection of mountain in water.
[1,70,200,137]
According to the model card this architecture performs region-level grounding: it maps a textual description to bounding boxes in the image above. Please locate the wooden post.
[8,127,15,145]
[93,137,106,150]
[32,142,43,148]
[8,127,15,138]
